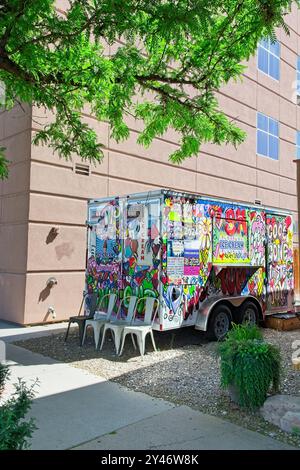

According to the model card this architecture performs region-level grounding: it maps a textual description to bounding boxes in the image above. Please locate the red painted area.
[218,268,248,296]
[224,208,247,236]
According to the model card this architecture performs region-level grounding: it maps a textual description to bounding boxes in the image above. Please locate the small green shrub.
[0,362,37,450]
[0,363,10,395]
[222,322,263,342]
[217,323,281,410]
[292,426,300,436]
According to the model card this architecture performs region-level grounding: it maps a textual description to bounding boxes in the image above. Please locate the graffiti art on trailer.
[184,240,201,276]
[86,199,122,307]
[86,192,294,332]
[162,196,213,329]
[167,240,184,281]
[212,217,250,264]
[122,198,161,317]
[162,283,201,327]
[199,266,258,301]
[249,211,265,266]
[161,195,274,329]
[266,214,293,310]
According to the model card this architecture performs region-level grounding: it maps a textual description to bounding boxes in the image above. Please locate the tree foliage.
[0,0,297,178]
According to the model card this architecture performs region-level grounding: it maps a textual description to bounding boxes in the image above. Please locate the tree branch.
[0,54,34,83]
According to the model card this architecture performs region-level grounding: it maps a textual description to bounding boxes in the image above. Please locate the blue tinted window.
[269,118,278,136]
[257,130,268,156]
[257,112,279,160]
[257,112,268,131]
[269,55,279,80]
[258,47,268,75]
[269,40,280,56]
[257,38,280,80]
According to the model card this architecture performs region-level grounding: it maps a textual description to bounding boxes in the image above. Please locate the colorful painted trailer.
[86,190,294,340]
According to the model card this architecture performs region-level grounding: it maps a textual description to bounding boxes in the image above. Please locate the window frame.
[256,112,279,161]
[257,38,280,81]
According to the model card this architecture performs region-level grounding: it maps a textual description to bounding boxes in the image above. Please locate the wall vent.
[74,163,90,176]
[254,199,262,205]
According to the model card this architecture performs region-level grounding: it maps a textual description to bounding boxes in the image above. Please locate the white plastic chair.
[119,297,159,357]
[99,296,138,354]
[81,293,117,349]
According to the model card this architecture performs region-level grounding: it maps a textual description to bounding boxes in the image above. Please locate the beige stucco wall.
[0,105,31,322]
[1,5,300,323]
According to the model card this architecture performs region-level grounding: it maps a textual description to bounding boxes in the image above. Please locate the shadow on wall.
[38,286,51,303]
[55,243,74,260]
[46,228,59,244]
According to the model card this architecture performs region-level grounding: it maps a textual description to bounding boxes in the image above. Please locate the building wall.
[1,5,300,323]
[0,105,31,323]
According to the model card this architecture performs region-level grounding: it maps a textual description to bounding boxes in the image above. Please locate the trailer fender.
[194,295,263,332]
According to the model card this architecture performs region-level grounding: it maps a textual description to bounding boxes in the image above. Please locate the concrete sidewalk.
[2,339,297,450]
[0,320,74,343]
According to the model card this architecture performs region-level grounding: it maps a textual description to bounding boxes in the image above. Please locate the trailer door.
[122,195,162,322]
[266,213,294,312]
[86,198,123,297]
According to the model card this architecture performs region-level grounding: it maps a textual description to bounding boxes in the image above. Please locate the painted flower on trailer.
[199,218,212,250]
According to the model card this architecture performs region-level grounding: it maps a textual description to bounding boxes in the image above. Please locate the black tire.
[237,301,258,325]
[206,304,232,341]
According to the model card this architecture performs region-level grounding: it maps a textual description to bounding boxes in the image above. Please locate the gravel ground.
[14,325,300,448]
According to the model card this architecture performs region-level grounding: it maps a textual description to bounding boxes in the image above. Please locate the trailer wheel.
[206,304,232,341]
[237,301,258,325]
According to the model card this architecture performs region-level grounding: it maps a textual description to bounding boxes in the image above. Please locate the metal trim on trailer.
[195,295,263,332]
[88,196,118,204]
[126,190,164,200]
[89,189,293,216]
[89,190,164,204]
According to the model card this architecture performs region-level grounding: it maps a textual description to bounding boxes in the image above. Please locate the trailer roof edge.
[88,189,293,215]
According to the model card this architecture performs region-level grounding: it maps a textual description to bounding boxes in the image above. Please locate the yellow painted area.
[169,211,181,222]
